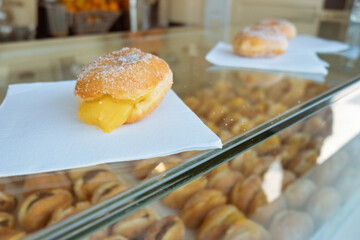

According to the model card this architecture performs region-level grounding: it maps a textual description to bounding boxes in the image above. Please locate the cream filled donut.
[74,48,173,133]
[233,26,288,58]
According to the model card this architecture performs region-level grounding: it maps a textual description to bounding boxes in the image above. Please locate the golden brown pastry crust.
[0,227,26,240]
[197,205,245,240]
[180,189,226,228]
[75,48,170,101]
[18,189,73,232]
[91,181,127,204]
[74,169,118,201]
[126,72,172,123]
[233,27,288,58]
[48,201,91,225]
[230,176,262,214]
[133,158,162,180]
[23,172,71,196]
[67,165,109,182]
[207,169,243,197]
[0,192,16,213]
[143,216,184,240]
[112,208,159,239]
[286,150,318,176]
[162,177,208,209]
[0,212,14,228]
[74,48,173,124]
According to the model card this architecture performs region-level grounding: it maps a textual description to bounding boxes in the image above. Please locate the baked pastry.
[180,189,226,228]
[230,150,258,172]
[230,175,262,214]
[0,227,26,240]
[197,205,245,240]
[287,133,310,151]
[207,169,243,197]
[23,172,72,196]
[269,210,314,240]
[223,219,271,240]
[206,162,231,178]
[133,158,163,180]
[254,135,281,154]
[143,216,184,240]
[254,19,297,40]
[276,133,311,166]
[284,179,316,209]
[0,212,14,228]
[305,187,342,224]
[73,168,119,201]
[112,208,159,239]
[18,189,73,232]
[162,177,207,209]
[233,26,288,58]
[67,165,110,182]
[237,155,272,177]
[91,181,128,204]
[48,201,91,225]
[230,117,254,135]
[286,150,318,176]
[0,191,16,213]
[74,47,173,133]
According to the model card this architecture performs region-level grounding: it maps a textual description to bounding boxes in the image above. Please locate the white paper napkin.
[290,35,350,53]
[0,81,222,177]
[205,35,350,75]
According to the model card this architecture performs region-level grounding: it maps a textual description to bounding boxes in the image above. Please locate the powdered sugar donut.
[233,26,288,58]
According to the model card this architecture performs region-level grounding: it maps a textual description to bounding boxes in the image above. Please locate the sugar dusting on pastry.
[233,18,296,58]
[76,48,163,97]
[74,47,173,132]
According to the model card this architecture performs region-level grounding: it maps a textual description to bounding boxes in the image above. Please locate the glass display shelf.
[0,18,360,240]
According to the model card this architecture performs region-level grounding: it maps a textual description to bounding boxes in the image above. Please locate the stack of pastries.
[2,70,360,239]
[233,19,296,58]
[131,72,356,240]
[0,165,186,240]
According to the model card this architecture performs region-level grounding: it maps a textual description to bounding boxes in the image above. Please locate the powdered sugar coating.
[258,19,295,27]
[75,47,170,101]
[255,19,297,40]
[242,26,288,45]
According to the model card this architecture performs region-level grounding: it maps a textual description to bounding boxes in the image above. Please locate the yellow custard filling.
[78,95,134,133]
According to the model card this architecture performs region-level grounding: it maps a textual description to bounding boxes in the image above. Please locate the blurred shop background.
[0,0,358,42]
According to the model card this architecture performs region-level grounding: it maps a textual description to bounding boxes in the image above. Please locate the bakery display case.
[1,17,360,240]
